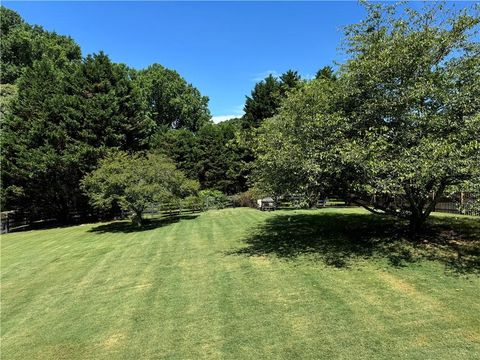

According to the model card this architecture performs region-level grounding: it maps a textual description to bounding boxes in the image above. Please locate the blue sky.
[1,1,423,121]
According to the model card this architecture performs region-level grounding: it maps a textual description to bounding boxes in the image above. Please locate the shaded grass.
[88,214,199,233]
[233,208,480,274]
[1,207,479,359]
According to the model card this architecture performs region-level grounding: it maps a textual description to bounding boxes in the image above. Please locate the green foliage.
[152,120,251,194]
[254,78,346,201]
[0,83,17,118]
[134,64,211,132]
[82,152,198,225]
[180,194,204,211]
[244,74,281,126]
[0,6,81,84]
[0,6,23,35]
[340,2,480,229]
[279,69,302,95]
[198,189,229,209]
[243,70,303,127]
[1,53,154,219]
[231,190,257,208]
[0,8,212,220]
[315,65,336,81]
[451,181,480,215]
[80,52,154,150]
[150,129,198,179]
[255,2,480,231]
[3,3,478,232]
[195,123,250,194]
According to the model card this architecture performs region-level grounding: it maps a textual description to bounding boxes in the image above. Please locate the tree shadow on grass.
[89,214,199,234]
[232,212,480,275]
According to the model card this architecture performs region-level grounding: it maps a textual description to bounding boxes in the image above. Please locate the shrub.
[199,189,230,210]
[231,190,257,208]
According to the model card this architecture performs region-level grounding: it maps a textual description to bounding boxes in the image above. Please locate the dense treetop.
[243,70,303,128]
[135,64,211,132]
[0,6,81,84]
[254,2,480,231]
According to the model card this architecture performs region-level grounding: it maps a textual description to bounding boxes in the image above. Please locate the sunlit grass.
[1,208,479,359]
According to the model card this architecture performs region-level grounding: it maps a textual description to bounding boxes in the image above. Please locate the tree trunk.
[408,189,446,237]
[132,211,143,227]
[408,212,426,237]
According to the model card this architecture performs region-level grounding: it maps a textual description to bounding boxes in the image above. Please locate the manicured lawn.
[1,207,479,359]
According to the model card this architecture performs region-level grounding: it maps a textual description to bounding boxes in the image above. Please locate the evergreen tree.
[243,74,282,127]
[315,66,336,81]
[243,70,303,128]
[2,54,154,219]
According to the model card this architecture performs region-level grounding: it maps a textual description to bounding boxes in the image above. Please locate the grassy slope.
[1,208,479,359]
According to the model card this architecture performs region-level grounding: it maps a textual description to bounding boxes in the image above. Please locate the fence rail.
[0,209,118,234]
[434,192,479,216]
[2,192,477,234]
[0,198,232,234]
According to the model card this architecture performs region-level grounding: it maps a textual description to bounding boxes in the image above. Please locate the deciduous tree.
[134,64,211,132]
[82,152,198,226]
[255,3,480,232]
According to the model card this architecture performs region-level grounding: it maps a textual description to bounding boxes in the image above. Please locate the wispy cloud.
[212,104,245,123]
[212,114,243,123]
[232,104,245,114]
[302,73,316,80]
[252,70,317,82]
[252,70,279,82]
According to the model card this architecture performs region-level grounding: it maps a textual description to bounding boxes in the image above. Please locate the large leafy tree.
[82,152,198,226]
[134,64,211,132]
[253,78,349,206]
[0,6,81,84]
[255,2,480,232]
[340,2,480,231]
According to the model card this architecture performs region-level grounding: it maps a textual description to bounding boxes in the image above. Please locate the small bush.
[181,195,203,212]
[199,189,230,209]
[231,190,257,208]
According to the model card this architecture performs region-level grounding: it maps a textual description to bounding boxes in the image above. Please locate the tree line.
[0,6,242,222]
[1,3,479,231]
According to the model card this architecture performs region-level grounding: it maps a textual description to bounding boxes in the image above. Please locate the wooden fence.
[0,209,119,234]
[434,192,479,216]
[2,192,477,234]
[276,193,479,216]
[0,196,235,234]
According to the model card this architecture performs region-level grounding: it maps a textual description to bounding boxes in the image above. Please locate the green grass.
[1,207,479,359]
